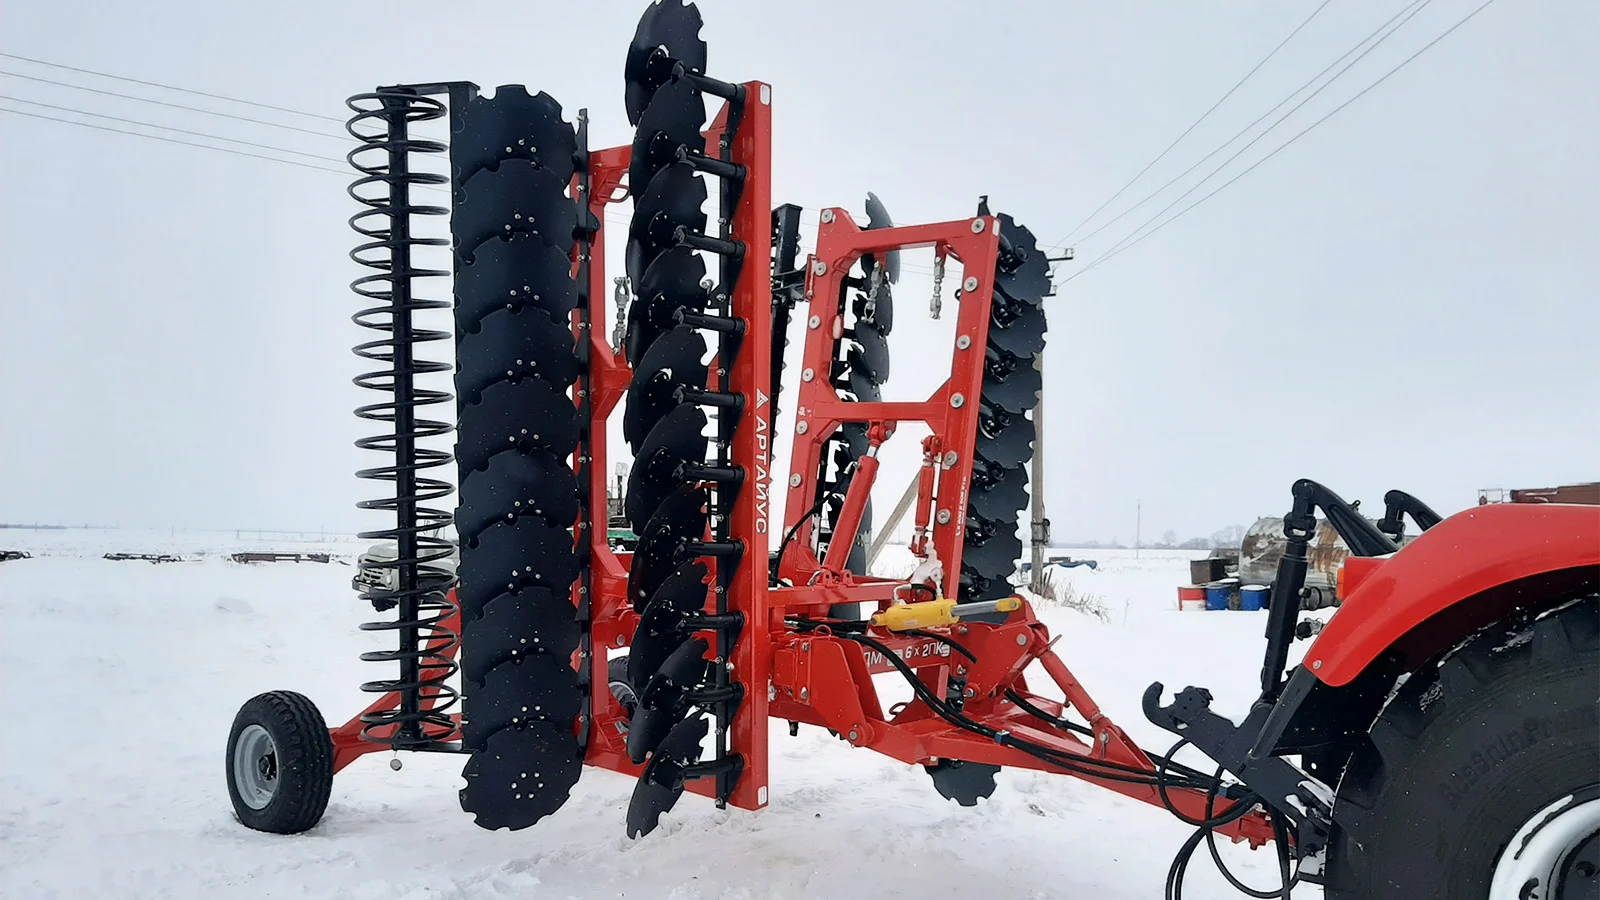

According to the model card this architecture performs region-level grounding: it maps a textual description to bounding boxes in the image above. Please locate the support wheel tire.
[1326,595,1599,899]
[226,690,335,834]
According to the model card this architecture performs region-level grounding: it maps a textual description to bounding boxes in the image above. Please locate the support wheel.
[226,690,335,834]
[1326,595,1599,899]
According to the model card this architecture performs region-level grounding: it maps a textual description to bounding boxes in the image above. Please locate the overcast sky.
[2,0,1595,543]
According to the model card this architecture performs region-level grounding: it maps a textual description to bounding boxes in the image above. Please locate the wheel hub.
[1490,785,1600,900]
[233,724,279,811]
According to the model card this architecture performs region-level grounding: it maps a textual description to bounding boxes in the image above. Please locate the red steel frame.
[324,82,1273,845]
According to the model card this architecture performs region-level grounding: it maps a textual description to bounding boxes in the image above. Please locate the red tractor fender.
[1304,502,1600,687]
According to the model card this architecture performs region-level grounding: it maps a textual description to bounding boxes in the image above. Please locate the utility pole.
[1029,354,1048,594]
[1135,500,1142,559]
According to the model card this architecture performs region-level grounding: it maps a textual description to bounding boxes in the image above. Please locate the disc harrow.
[237,1,1302,885]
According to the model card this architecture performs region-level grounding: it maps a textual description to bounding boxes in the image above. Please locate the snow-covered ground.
[1,534,1320,899]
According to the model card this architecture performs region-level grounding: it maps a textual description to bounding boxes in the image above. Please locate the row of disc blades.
[447,85,588,832]
[958,210,1050,604]
[814,193,900,575]
[616,0,727,840]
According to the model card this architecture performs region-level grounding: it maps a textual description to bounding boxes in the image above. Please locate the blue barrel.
[1204,582,1232,611]
[1240,584,1269,611]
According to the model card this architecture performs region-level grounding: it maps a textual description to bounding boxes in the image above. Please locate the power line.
[0,106,354,175]
[0,70,349,141]
[1071,0,1433,275]
[1064,0,1500,283]
[1066,0,1433,253]
[0,52,346,123]
[1050,0,1336,251]
[1,96,346,162]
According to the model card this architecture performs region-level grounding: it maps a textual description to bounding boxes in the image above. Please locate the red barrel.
[1177,585,1207,611]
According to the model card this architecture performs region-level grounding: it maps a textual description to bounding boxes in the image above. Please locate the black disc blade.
[454,236,578,331]
[625,0,707,125]
[456,448,579,545]
[958,567,1015,604]
[995,213,1051,302]
[461,587,580,683]
[638,246,710,327]
[453,161,578,257]
[456,377,577,475]
[623,325,708,449]
[629,163,707,257]
[988,298,1046,358]
[981,355,1042,414]
[625,713,708,838]
[628,637,710,764]
[460,721,582,831]
[625,404,709,529]
[862,191,901,285]
[847,328,890,383]
[962,530,1023,579]
[974,410,1035,469]
[846,368,881,402]
[462,653,583,750]
[629,562,711,686]
[458,518,578,619]
[969,469,1029,524]
[452,86,577,185]
[623,286,669,366]
[455,306,579,403]
[926,760,1001,807]
[626,486,709,610]
[629,76,707,197]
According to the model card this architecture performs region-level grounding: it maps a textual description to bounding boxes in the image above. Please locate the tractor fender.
[1304,502,1600,687]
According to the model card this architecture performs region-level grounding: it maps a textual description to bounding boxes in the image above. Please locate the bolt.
[956,666,968,676]
[615,635,625,647]
[847,729,860,742]
[809,315,821,329]
[821,209,835,224]
[802,643,811,652]
[1313,660,1323,670]
[971,218,986,234]
[802,368,815,382]
[964,687,975,698]
[963,276,979,293]
[936,509,952,525]
[951,393,966,408]
[942,451,958,467]
[812,260,828,276]
[796,421,809,434]
[1099,732,1111,746]
[790,473,804,487]
[956,335,971,350]
[800,688,809,700]
[1016,634,1027,646]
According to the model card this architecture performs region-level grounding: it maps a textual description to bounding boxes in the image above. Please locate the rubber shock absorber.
[617,0,749,840]
[448,84,588,832]
[813,192,899,581]
[959,209,1050,608]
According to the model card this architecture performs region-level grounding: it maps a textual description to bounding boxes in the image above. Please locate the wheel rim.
[233,724,279,811]
[1490,785,1600,900]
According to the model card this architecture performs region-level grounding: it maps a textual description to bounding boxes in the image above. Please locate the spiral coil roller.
[345,88,461,748]
[616,0,752,838]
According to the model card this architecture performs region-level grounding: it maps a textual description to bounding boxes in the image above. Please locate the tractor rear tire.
[1325,594,1598,899]
[225,690,335,834]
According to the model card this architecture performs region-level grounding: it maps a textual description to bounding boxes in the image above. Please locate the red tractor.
[222,3,1599,897]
